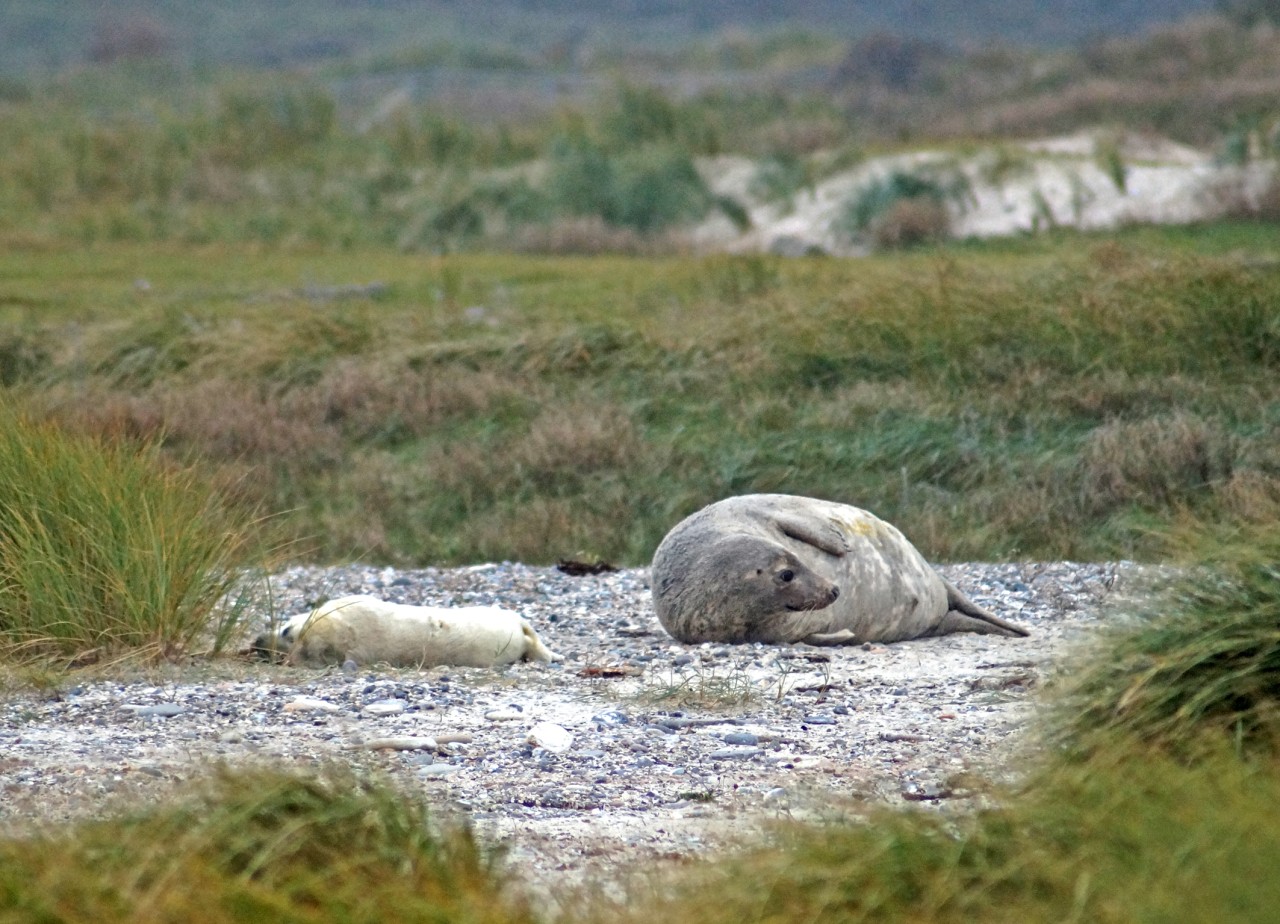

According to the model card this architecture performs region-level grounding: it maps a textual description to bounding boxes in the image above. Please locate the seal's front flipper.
[775,513,848,557]
[801,629,860,646]
[938,577,1030,637]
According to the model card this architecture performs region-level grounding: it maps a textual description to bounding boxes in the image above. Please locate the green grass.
[0,232,1274,565]
[4,23,1278,254]
[0,400,269,664]
[1,220,1276,911]
[0,766,534,924]
[1054,516,1280,758]
[3,229,1277,566]
[0,81,747,250]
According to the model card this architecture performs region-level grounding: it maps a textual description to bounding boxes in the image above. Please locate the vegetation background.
[0,2,1279,921]
[1,0,1277,569]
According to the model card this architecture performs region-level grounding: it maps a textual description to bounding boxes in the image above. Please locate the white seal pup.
[651,494,1029,645]
[253,595,562,667]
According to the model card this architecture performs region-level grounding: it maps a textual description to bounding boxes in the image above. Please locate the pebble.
[362,700,406,717]
[283,696,340,713]
[485,708,524,722]
[121,703,186,718]
[360,736,440,752]
[722,732,759,746]
[527,722,574,754]
[656,716,743,730]
[417,763,460,778]
[434,733,473,745]
[708,747,762,760]
[902,781,953,801]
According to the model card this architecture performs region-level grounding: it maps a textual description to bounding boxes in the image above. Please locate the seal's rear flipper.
[932,610,1027,637]
[520,621,563,662]
[938,577,1030,637]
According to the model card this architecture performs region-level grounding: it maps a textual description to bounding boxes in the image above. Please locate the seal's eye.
[780,569,795,583]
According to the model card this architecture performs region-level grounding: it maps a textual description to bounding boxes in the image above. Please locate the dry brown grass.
[282,359,521,441]
[512,400,643,475]
[298,396,656,563]
[5,237,1278,565]
[871,198,952,250]
[36,360,525,505]
[1213,469,1280,522]
[1043,370,1205,419]
[1083,412,1238,510]
[884,16,1280,146]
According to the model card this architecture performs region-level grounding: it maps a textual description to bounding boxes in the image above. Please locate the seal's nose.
[830,586,840,600]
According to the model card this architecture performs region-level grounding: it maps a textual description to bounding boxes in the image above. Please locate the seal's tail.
[940,578,1030,637]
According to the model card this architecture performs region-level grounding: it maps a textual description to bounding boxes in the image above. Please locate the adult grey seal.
[651,494,1028,645]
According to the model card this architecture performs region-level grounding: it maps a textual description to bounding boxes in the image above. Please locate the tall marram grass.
[0,767,534,924]
[1053,513,1280,758]
[0,401,266,664]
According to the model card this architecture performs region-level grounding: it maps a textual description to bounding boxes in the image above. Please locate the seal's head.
[250,622,294,662]
[250,616,330,664]
[653,534,839,644]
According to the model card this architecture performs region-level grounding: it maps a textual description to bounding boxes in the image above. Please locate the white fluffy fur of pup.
[257,594,562,668]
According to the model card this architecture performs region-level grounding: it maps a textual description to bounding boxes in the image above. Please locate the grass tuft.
[0,401,268,664]
[639,664,760,710]
[1054,515,1280,757]
[1081,411,1238,511]
[0,766,535,924]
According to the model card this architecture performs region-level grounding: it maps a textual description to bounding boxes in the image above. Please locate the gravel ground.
[0,559,1131,898]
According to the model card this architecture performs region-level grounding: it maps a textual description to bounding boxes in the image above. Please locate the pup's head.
[250,619,298,663]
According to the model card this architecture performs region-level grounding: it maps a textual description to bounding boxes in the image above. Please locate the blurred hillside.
[1,2,1277,255]
[4,1,1218,78]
